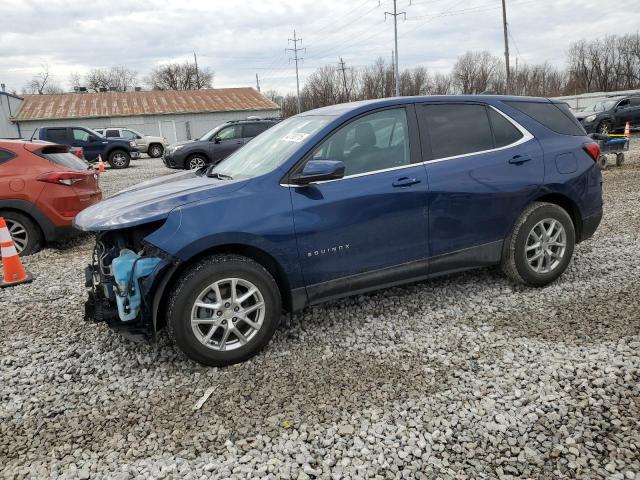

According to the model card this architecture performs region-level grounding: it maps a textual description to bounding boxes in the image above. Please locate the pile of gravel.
[1,145,639,479]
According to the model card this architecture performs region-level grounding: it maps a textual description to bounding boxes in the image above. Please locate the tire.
[597,120,612,135]
[148,144,164,158]
[186,154,207,170]
[167,254,282,367]
[0,211,43,256]
[501,202,575,287]
[108,150,131,169]
[597,155,607,170]
[616,152,625,167]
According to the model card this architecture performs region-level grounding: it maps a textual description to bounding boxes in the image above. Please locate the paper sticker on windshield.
[282,132,309,143]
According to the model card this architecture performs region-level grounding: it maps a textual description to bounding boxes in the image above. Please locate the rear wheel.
[616,152,625,167]
[502,202,575,287]
[1,211,43,256]
[167,254,282,366]
[597,155,607,170]
[148,144,164,158]
[108,150,130,169]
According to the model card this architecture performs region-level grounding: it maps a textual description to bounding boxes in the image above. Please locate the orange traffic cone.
[97,154,105,173]
[624,121,630,138]
[0,217,33,288]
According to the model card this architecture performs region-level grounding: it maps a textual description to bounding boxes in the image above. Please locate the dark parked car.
[76,96,603,366]
[0,140,101,255]
[33,127,139,169]
[573,95,640,134]
[163,118,280,170]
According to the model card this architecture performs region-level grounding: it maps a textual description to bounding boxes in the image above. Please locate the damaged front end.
[84,222,176,341]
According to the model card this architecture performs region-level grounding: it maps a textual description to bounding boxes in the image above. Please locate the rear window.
[46,128,69,143]
[39,149,89,170]
[0,148,16,165]
[505,101,585,136]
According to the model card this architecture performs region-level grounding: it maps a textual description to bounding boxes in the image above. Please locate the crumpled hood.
[74,170,247,231]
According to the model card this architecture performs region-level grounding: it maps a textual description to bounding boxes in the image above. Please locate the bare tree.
[85,66,137,92]
[145,61,213,90]
[24,64,63,94]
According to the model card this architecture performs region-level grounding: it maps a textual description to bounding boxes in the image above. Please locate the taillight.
[74,148,84,159]
[37,171,90,186]
[583,142,601,162]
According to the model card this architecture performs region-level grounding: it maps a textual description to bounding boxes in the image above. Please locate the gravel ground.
[1,143,639,480]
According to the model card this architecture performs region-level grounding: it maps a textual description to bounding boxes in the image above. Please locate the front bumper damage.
[83,227,177,341]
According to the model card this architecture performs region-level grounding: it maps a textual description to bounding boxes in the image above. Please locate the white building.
[6,88,280,142]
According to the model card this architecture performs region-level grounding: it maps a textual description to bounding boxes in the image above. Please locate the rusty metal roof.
[14,88,280,121]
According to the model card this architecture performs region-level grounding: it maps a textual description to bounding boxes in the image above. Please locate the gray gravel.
[1,144,639,479]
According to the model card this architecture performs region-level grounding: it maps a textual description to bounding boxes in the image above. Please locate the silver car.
[94,127,168,158]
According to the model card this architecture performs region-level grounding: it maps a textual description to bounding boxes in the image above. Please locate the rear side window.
[39,150,89,170]
[243,123,270,138]
[0,148,16,165]
[488,108,523,147]
[421,104,494,159]
[47,128,69,143]
[505,101,585,136]
[105,129,121,138]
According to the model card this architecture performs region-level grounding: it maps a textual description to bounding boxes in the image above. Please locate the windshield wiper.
[207,171,233,180]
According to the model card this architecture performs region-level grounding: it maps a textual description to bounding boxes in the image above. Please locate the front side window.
[122,130,139,140]
[72,128,91,141]
[310,108,410,176]
[422,104,494,159]
[216,125,241,141]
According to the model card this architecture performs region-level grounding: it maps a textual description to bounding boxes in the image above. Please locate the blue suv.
[75,96,603,366]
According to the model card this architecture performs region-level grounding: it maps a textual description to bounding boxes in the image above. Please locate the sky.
[1,0,639,95]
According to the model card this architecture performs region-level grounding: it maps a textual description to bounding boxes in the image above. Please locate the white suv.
[94,127,168,158]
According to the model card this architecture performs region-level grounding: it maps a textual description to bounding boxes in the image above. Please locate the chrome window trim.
[281,104,533,188]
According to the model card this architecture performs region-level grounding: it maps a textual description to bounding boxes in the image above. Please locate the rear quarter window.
[0,148,16,165]
[39,150,89,170]
[505,101,585,136]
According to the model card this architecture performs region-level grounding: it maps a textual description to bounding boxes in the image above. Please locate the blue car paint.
[74,95,603,314]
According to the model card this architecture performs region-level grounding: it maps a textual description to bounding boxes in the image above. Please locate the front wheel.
[167,255,282,366]
[108,150,131,169]
[186,155,207,170]
[502,202,575,287]
[597,120,612,135]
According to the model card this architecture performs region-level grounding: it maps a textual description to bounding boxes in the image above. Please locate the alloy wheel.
[6,218,28,254]
[189,157,206,169]
[190,278,265,351]
[525,218,567,274]
[150,145,162,157]
[112,152,127,167]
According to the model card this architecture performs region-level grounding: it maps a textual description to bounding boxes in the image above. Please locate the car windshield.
[210,116,333,180]
[583,100,617,112]
[199,125,224,141]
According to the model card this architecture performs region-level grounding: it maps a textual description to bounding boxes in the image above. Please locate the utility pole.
[255,73,261,92]
[501,0,510,94]
[286,30,305,113]
[385,0,407,97]
[338,57,352,102]
[193,52,200,89]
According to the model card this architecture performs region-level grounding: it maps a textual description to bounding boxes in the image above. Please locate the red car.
[0,140,102,255]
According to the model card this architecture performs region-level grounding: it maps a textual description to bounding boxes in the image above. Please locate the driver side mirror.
[213,137,221,144]
[290,160,345,185]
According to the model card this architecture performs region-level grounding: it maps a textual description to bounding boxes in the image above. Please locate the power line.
[286,30,306,113]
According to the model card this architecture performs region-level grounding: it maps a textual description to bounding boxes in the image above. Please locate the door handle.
[509,155,532,165]
[392,177,421,187]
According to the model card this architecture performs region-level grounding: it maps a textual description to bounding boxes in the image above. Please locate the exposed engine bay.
[83,222,174,339]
